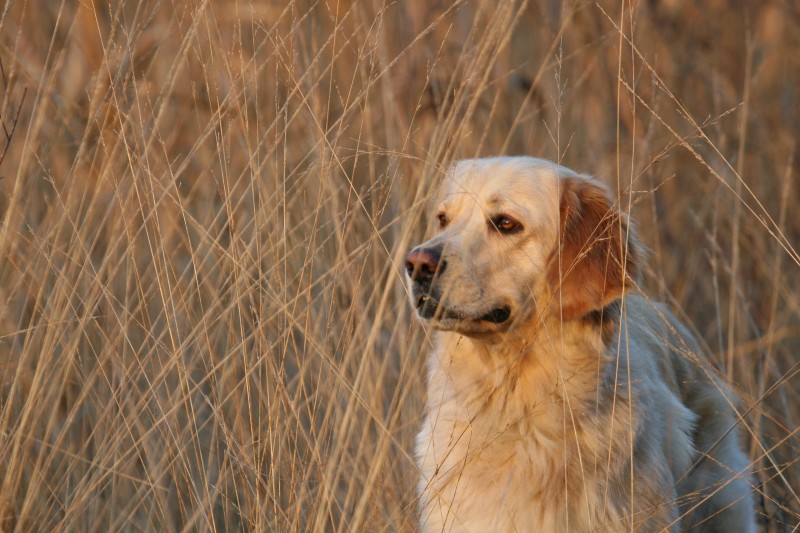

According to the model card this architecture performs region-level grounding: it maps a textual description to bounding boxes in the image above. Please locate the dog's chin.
[412,295,513,337]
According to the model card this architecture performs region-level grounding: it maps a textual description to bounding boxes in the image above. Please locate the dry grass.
[0,0,798,531]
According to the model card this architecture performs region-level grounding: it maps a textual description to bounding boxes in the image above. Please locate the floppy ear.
[547,177,640,321]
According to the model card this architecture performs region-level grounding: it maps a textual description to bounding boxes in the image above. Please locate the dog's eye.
[490,215,522,234]
[437,213,448,228]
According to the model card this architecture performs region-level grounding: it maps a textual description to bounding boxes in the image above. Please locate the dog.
[405,157,756,532]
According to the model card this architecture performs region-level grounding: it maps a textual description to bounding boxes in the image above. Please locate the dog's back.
[627,298,756,532]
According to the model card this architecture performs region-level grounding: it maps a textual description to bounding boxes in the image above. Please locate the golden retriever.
[405,157,756,532]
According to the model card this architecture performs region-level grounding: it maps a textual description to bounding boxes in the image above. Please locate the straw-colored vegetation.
[0,0,797,531]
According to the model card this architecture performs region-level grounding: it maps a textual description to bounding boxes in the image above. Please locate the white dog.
[405,157,756,532]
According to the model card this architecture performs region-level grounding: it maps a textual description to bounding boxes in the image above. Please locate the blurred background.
[0,0,798,530]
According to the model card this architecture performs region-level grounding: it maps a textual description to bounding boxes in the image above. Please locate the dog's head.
[405,157,640,338]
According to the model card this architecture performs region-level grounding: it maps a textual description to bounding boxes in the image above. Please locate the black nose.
[405,247,444,282]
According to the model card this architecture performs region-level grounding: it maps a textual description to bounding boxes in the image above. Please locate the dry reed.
[0,0,798,531]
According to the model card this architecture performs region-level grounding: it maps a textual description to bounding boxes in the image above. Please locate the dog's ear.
[547,177,640,321]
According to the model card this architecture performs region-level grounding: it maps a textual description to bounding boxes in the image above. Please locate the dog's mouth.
[414,293,440,319]
[479,306,512,324]
[414,293,511,325]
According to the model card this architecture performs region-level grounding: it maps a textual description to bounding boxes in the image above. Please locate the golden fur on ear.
[547,177,640,321]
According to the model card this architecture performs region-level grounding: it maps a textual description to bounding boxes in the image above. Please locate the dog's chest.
[416,392,617,533]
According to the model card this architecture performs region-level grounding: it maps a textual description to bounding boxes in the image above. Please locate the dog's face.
[405,157,638,338]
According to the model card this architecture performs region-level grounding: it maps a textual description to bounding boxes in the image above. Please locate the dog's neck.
[428,305,621,430]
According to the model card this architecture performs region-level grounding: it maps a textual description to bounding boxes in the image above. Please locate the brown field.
[0,0,798,531]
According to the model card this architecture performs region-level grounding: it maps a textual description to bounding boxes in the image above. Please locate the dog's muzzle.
[405,246,511,325]
[406,246,447,317]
